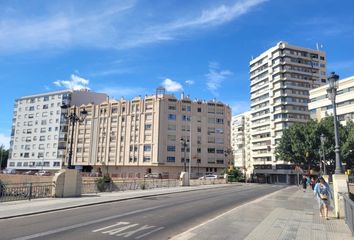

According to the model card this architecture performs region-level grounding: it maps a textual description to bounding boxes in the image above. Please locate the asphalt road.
[0,184,284,240]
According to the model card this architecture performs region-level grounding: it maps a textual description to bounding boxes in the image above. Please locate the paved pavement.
[1,184,353,239]
[172,185,354,240]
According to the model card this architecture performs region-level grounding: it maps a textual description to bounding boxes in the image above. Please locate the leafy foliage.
[275,117,353,172]
[0,145,9,170]
[95,175,112,192]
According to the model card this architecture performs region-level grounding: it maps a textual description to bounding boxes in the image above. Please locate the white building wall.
[309,75,354,125]
[249,41,326,166]
[8,89,107,171]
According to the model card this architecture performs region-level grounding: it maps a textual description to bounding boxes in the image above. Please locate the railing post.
[28,183,33,201]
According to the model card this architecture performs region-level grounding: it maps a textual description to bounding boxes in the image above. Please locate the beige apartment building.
[231,112,251,177]
[69,91,231,179]
[309,75,354,125]
[249,41,327,183]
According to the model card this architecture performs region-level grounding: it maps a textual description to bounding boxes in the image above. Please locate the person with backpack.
[314,176,332,220]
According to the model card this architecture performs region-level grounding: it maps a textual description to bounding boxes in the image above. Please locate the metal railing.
[0,182,53,202]
[81,179,180,194]
[344,194,354,236]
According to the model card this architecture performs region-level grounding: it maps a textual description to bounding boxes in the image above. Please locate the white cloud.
[0,133,10,149]
[205,62,233,96]
[0,0,267,53]
[185,80,195,85]
[98,86,146,98]
[229,101,250,115]
[53,74,90,90]
[162,78,183,92]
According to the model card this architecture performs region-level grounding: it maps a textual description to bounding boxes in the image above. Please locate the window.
[168,105,176,110]
[167,135,176,141]
[167,145,176,152]
[168,114,176,120]
[167,156,175,162]
[145,124,152,130]
[216,118,224,124]
[143,156,151,162]
[182,115,190,121]
[145,113,152,121]
[168,124,176,131]
[208,148,215,153]
[216,149,224,154]
[216,159,224,164]
[215,128,224,134]
[145,104,153,111]
[144,144,151,152]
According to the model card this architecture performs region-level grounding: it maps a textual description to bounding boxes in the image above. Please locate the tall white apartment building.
[309,75,354,125]
[249,41,326,184]
[8,89,107,171]
[69,91,231,178]
[231,112,251,176]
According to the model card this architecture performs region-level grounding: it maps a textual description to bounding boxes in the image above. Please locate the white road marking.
[116,224,156,237]
[94,221,163,238]
[13,205,164,240]
[135,227,165,239]
[103,223,138,235]
[92,222,130,232]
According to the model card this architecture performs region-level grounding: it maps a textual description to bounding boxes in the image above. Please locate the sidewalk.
[0,184,231,219]
[172,186,354,240]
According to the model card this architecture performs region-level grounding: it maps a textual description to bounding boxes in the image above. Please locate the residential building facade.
[8,89,107,171]
[69,92,231,179]
[249,41,327,183]
[231,112,251,177]
[309,75,354,125]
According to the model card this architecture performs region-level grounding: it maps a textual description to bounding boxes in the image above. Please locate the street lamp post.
[326,72,343,174]
[180,138,188,172]
[61,104,87,169]
[320,133,327,175]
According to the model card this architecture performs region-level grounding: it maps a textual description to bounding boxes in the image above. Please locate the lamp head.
[60,104,69,110]
[327,72,339,89]
[80,108,88,118]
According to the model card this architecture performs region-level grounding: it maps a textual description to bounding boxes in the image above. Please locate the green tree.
[0,145,9,170]
[342,121,354,169]
[276,121,321,169]
[276,117,348,173]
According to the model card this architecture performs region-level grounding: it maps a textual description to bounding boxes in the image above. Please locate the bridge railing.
[0,182,53,202]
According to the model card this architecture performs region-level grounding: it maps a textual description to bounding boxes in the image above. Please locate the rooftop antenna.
[316,43,323,51]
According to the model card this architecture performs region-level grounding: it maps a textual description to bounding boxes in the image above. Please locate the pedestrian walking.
[310,177,316,190]
[314,176,332,220]
[302,175,307,192]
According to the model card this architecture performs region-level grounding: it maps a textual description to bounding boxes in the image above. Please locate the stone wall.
[0,174,52,184]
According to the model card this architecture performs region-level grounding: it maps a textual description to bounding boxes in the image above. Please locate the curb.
[0,184,240,220]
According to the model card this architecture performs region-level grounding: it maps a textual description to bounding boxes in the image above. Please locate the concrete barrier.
[52,170,82,197]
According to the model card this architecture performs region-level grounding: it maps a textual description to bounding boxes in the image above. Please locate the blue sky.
[1,0,354,148]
